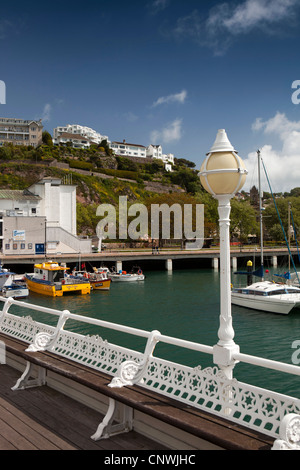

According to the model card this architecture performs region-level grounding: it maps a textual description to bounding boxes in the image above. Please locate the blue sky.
[1,0,300,192]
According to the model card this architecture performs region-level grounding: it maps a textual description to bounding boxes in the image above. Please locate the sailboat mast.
[257,150,264,278]
[288,202,291,274]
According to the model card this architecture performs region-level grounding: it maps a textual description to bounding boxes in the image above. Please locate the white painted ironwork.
[1,296,300,447]
[272,414,300,450]
[91,398,133,441]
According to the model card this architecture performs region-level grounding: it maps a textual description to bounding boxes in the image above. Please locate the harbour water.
[12,266,300,399]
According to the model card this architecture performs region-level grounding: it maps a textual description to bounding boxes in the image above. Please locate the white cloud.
[42,103,51,122]
[173,0,299,55]
[151,118,183,144]
[244,112,300,192]
[148,0,169,15]
[152,90,187,107]
[211,0,298,34]
[124,111,138,122]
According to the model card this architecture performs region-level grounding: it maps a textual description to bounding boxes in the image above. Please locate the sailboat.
[231,150,300,315]
[288,205,300,288]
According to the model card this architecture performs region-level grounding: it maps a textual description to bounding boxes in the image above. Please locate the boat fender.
[138,269,142,274]
[122,271,127,275]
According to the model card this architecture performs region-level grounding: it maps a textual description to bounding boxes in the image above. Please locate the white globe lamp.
[199,129,248,380]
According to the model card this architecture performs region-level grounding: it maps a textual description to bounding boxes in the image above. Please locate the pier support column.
[272,256,277,268]
[231,257,237,270]
[212,257,219,270]
[165,259,173,272]
[116,261,122,272]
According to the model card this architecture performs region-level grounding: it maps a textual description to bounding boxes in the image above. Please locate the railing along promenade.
[0,296,300,449]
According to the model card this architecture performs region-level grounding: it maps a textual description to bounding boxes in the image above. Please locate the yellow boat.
[25,261,91,297]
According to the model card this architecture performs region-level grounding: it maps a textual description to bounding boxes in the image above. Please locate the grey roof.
[0,189,41,201]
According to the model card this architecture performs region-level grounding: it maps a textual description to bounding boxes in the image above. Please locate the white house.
[0,178,91,255]
[53,124,110,148]
[111,140,147,158]
[146,144,174,171]
[53,132,91,149]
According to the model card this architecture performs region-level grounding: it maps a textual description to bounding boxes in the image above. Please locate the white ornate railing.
[1,296,300,449]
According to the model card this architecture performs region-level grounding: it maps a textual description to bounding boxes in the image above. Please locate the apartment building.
[0,118,43,147]
[111,140,147,158]
[53,132,92,149]
[53,124,109,148]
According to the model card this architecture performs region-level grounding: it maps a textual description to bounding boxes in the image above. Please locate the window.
[20,243,25,249]
[31,208,36,214]
[5,244,10,250]
[13,243,17,250]
[28,243,32,249]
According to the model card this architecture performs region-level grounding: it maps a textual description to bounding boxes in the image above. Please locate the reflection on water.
[15,266,300,398]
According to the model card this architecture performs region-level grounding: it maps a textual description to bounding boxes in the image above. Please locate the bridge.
[0,246,297,272]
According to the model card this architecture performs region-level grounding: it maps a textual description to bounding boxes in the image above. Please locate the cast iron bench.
[0,331,273,450]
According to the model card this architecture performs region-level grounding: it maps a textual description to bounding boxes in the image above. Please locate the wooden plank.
[0,364,168,450]
[0,399,65,450]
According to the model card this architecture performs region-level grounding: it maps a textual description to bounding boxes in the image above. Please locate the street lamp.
[199,129,247,379]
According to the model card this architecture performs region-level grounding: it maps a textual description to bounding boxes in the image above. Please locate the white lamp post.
[199,129,247,379]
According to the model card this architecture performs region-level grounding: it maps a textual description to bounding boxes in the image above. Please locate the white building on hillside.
[53,124,110,148]
[0,178,91,255]
[110,140,174,171]
[147,144,174,171]
[111,140,147,158]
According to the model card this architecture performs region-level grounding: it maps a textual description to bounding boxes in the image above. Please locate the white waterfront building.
[0,177,91,255]
[53,124,110,148]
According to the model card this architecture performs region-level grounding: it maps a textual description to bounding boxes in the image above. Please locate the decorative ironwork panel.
[52,330,143,375]
[138,357,300,438]
[0,313,55,344]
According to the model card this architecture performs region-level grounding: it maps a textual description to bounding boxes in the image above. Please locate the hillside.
[1,144,299,244]
[0,159,192,236]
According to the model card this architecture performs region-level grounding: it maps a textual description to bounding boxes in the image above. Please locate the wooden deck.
[0,364,168,451]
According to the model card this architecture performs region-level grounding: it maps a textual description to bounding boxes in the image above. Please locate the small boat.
[71,268,111,291]
[2,284,29,299]
[25,261,91,297]
[0,265,29,299]
[110,267,145,282]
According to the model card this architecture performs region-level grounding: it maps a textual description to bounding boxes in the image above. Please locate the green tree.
[230,199,258,243]
[42,131,53,147]
[170,168,201,194]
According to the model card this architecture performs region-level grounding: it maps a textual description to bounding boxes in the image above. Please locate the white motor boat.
[231,281,300,315]
[1,283,29,299]
[0,266,29,299]
[110,269,145,282]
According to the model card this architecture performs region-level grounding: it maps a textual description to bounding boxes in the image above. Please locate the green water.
[13,268,300,398]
